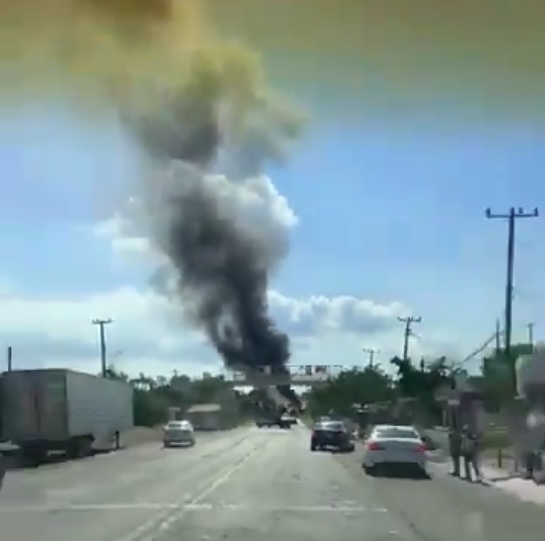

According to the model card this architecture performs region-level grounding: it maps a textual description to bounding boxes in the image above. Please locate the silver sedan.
[163,420,196,448]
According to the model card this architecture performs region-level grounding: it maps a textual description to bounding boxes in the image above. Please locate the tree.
[306,366,394,418]
[103,364,243,427]
[481,342,533,411]
[390,356,454,425]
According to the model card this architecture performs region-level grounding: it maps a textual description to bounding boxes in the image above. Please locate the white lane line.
[118,440,267,541]
[0,502,387,514]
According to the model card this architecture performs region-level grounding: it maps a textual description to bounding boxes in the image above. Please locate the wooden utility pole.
[528,322,535,348]
[495,319,502,353]
[486,207,538,394]
[92,319,113,377]
[398,316,421,361]
[362,347,378,369]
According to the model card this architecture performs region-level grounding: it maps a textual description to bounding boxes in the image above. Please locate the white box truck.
[0,368,134,463]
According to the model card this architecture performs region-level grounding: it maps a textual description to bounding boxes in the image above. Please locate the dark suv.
[310,420,355,452]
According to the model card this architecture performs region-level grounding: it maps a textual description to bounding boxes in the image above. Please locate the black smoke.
[158,166,290,371]
[123,75,300,381]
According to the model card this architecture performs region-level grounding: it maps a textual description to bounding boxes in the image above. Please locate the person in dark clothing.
[0,453,5,491]
[448,428,462,477]
[461,425,481,482]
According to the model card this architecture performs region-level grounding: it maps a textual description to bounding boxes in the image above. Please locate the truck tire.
[67,437,93,459]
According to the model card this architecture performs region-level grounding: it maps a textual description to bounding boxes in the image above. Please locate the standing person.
[0,452,6,491]
[448,427,462,477]
[461,425,481,482]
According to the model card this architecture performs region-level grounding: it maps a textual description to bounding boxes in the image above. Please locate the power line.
[397,316,421,361]
[486,206,538,394]
[92,318,113,377]
[459,332,498,366]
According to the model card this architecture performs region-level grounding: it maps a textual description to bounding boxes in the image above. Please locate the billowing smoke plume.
[2,0,303,394]
[125,51,302,374]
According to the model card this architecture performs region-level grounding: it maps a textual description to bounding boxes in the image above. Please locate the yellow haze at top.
[0,0,267,114]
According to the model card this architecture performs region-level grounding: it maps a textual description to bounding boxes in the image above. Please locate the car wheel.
[363,464,376,476]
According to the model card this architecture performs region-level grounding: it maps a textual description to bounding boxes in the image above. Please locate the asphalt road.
[1,424,544,541]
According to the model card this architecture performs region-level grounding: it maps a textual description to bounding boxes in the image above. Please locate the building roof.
[187,403,222,413]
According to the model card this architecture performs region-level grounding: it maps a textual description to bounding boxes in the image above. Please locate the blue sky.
[1,94,543,376]
[275,116,545,334]
[2,0,545,377]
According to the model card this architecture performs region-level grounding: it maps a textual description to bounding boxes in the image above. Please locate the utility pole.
[7,346,12,372]
[362,347,378,369]
[398,316,421,361]
[528,322,535,348]
[495,319,502,354]
[486,207,538,393]
[92,319,113,377]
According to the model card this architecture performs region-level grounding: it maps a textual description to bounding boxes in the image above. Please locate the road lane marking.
[117,439,268,541]
[0,502,387,514]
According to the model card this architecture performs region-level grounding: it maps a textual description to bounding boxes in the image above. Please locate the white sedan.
[362,424,428,477]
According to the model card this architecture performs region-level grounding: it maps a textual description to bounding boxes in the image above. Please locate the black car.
[310,421,355,452]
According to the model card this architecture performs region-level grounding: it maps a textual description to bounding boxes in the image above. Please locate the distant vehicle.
[0,369,133,465]
[280,414,297,427]
[277,416,292,429]
[256,415,292,429]
[362,424,428,477]
[256,417,276,428]
[310,420,355,452]
[163,420,195,448]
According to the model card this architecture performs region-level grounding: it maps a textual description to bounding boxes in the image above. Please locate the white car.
[163,420,196,448]
[362,424,428,477]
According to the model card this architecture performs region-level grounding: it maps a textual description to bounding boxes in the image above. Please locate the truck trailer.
[0,368,134,463]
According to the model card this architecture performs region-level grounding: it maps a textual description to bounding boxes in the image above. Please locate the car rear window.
[322,422,344,431]
[168,421,191,429]
[375,427,419,439]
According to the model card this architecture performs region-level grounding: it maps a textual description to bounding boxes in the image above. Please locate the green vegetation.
[105,365,258,427]
[106,341,531,431]
[480,342,533,412]
[304,356,455,427]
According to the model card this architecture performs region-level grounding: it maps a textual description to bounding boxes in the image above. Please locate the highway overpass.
[223,364,357,387]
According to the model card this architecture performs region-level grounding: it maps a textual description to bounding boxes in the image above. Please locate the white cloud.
[0,282,455,378]
[91,173,297,264]
[0,284,214,376]
[268,290,407,337]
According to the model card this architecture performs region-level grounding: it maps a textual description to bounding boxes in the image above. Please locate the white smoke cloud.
[93,172,297,265]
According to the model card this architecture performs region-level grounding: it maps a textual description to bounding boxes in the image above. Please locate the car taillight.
[367,441,384,451]
[415,443,427,453]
